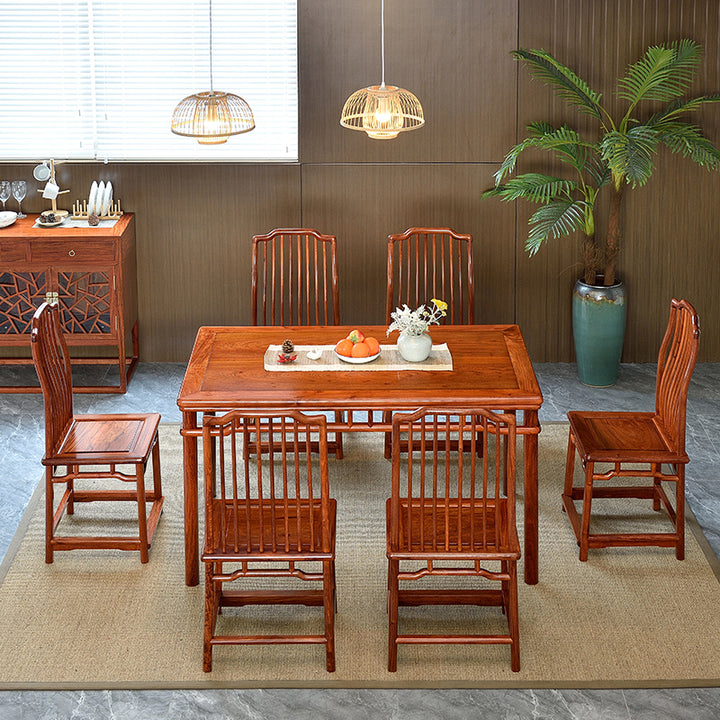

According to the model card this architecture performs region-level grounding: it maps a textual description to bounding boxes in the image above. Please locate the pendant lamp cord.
[209,0,214,94]
[380,0,386,88]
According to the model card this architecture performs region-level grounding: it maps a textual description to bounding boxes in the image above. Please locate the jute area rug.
[1,422,720,690]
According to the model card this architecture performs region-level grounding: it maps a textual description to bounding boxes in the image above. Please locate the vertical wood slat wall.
[1,0,718,363]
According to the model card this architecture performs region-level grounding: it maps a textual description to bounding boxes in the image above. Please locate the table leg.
[182,411,199,586]
[523,410,539,585]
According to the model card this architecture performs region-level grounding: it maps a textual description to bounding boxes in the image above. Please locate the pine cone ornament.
[88,213,100,226]
[278,338,297,363]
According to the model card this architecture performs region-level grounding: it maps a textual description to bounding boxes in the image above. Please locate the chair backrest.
[386,227,474,325]
[655,298,701,453]
[203,409,332,555]
[389,407,516,554]
[251,228,340,326]
[30,302,74,458]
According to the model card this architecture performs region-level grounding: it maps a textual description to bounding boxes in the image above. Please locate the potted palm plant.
[484,39,720,386]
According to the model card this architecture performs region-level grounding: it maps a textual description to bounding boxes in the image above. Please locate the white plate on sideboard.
[88,181,98,215]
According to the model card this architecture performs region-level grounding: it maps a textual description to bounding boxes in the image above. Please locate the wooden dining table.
[176,324,543,587]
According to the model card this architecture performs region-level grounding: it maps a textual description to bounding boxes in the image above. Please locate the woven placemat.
[263,344,453,371]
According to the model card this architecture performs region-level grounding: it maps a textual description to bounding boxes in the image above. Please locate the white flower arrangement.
[386,298,448,336]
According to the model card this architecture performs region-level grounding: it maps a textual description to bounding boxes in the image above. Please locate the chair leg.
[579,462,595,562]
[45,468,54,564]
[203,562,217,673]
[563,430,577,502]
[507,560,520,672]
[383,411,392,459]
[676,465,685,561]
[136,464,149,564]
[152,435,163,499]
[333,411,344,460]
[323,559,336,672]
[387,558,399,672]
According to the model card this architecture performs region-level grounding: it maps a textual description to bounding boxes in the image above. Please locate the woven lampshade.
[340,83,424,139]
[171,91,255,145]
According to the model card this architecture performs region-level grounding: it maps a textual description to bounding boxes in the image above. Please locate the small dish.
[0,211,18,229]
[307,348,323,360]
[37,219,65,228]
[334,349,381,364]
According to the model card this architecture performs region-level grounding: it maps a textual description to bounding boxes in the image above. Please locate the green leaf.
[617,39,702,106]
[525,200,588,255]
[600,127,659,187]
[512,48,603,121]
[657,122,720,170]
[646,93,720,126]
[484,174,579,204]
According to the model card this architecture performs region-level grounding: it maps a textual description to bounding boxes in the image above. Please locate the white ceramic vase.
[397,332,432,362]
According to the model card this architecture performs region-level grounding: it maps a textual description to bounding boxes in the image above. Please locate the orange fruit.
[351,341,370,358]
[346,329,365,344]
[335,338,354,357]
[364,336,380,355]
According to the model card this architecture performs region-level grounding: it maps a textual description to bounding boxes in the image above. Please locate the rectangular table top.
[177,324,543,414]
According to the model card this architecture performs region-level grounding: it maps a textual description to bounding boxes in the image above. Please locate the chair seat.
[568,411,689,465]
[44,413,161,466]
[203,498,337,560]
[387,497,520,559]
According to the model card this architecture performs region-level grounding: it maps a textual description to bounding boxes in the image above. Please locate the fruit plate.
[334,349,381,364]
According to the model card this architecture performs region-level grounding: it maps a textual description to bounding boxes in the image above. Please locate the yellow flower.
[431,298,448,312]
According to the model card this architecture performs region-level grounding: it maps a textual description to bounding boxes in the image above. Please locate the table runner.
[263,343,453,371]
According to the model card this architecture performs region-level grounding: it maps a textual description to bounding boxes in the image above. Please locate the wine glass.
[0,182,10,210]
[11,181,26,219]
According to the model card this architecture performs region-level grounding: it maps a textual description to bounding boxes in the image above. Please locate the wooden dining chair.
[384,227,476,457]
[385,227,474,325]
[386,407,520,672]
[251,228,340,327]
[31,302,163,564]
[562,298,700,561]
[201,409,337,673]
[250,228,343,457]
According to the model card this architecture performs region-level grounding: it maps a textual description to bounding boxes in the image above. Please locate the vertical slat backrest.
[30,302,74,457]
[655,299,700,453]
[203,409,331,555]
[386,228,474,325]
[390,407,516,553]
[251,229,340,326]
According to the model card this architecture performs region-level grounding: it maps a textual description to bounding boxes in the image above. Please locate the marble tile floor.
[0,362,718,719]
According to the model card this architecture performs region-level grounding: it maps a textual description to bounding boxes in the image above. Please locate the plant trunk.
[582,233,597,285]
[604,179,624,286]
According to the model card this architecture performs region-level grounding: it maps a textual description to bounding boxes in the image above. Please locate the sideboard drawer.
[30,240,117,264]
[0,240,29,262]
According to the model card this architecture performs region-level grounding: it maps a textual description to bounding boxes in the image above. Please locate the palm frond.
[492,124,593,183]
[484,174,579,204]
[585,157,611,188]
[600,127,659,187]
[512,48,603,121]
[617,40,702,106]
[657,122,720,170]
[525,200,588,255]
[646,93,720,126]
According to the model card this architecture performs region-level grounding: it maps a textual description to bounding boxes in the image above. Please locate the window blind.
[1,0,298,162]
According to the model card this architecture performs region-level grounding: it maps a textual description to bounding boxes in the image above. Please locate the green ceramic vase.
[572,278,626,387]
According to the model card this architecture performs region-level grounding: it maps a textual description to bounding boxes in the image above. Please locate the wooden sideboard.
[0,213,139,393]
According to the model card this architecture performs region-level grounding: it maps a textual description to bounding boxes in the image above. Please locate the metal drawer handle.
[68,249,75,257]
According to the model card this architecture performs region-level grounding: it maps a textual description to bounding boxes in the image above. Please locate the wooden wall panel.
[300,0,519,163]
[516,0,720,361]
[301,163,516,327]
